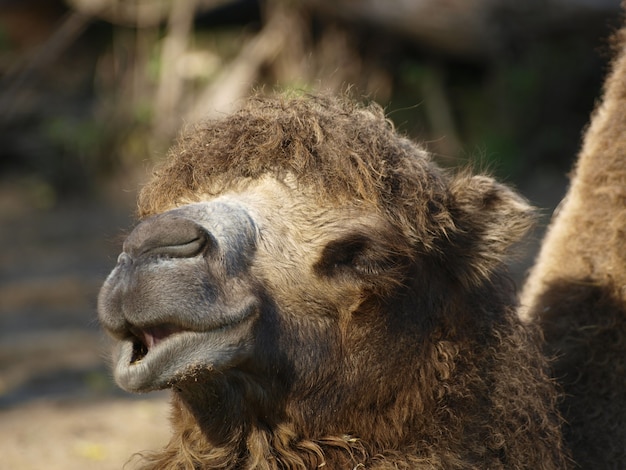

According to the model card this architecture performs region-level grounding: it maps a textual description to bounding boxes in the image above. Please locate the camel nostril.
[123,214,213,259]
[147,235,207,258]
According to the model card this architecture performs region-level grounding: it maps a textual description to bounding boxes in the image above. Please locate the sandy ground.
[0,185,174,469]
[0,396,171,470]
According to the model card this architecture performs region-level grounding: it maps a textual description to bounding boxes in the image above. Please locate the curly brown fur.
[101,93,570,469]
[521,15,626,470]
[138,94,450,248]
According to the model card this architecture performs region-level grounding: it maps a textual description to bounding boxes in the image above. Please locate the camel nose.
[123,214,212,259]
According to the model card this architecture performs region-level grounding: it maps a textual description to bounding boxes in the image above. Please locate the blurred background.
[0,0,621,468]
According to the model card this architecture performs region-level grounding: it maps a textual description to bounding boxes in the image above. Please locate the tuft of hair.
[139,94,451,243]
[138,93,534,286]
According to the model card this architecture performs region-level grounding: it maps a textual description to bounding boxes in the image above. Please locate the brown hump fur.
[521,16,626,470]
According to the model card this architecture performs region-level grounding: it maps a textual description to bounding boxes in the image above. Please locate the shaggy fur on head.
[138,95,447,243]
[104,94,572,469]
[139,94,533,287]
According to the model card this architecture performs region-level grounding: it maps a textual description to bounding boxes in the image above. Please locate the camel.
[97,16,626,470]
[99,94,568,469]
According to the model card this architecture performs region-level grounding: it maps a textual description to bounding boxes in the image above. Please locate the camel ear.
[445,174,535,287]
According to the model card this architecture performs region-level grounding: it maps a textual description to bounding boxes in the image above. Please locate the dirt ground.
[0,181,173,470]
[0,397,171,470]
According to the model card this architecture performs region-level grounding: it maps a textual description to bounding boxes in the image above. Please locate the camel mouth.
[112,307,258,393]
[131,339,148,364]
[114,329,203,393]
[128,324,184,364]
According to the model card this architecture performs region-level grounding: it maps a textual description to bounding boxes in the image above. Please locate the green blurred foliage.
[0,2,611,205]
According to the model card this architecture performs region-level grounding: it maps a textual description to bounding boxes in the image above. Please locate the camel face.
[98,176,399,393]
[97,96,573,469]
[98,196,259,392]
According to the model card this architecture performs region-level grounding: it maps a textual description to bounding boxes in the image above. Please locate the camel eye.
[314,235,379,278]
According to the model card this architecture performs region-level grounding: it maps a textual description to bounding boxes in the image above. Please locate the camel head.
[98,94,537,453]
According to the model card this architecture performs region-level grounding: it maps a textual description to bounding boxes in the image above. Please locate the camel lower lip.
[114,330,213,392]
[112,316,256,393]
